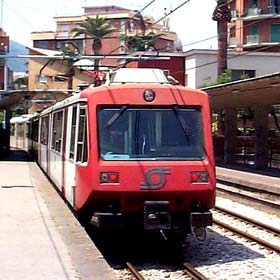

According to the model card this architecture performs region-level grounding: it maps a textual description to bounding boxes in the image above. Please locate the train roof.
[10,113,38,124]
[107,68,170,85]
[39,92,82,116]
[35,68,206,115]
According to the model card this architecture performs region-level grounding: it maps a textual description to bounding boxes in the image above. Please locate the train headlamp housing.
[100,172,119,184]
[190,171,209,183]
[143,89,155,102]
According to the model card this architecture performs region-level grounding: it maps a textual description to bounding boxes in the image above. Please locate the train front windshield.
[98,107,204,160]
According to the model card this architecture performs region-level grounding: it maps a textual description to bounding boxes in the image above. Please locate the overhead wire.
[172,42,280,76]
[113,0,193,58]
[154,0,191,24]
[106,0,157,55]
[3,0,58,46]
[181,12,280,49]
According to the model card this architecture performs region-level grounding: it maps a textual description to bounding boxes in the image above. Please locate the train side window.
[69,106,77,160]
[40,116,49,145]
[31,120,39,142]
[76,106,88,163]
[51,111,63,153]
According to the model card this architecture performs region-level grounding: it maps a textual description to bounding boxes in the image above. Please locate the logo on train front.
[140,168,171,190]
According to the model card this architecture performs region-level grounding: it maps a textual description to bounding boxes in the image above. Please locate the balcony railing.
[247,7,261,16]
[231,10,238,18]
[246,35,259,45]
[267,6,280,14]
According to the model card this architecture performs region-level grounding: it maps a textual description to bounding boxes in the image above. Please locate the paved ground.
[0,151,116,280]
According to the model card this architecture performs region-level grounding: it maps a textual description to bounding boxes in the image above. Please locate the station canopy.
[203,72,280,110]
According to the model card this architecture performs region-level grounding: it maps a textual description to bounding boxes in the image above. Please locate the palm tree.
[120,11,164,53]
[212,0,231,76]
[39,43,79,90]
[71,16,117,70]
[120,32,164,52]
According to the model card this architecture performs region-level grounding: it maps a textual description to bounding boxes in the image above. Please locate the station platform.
[216,163,280,195]
[0,150,116,280]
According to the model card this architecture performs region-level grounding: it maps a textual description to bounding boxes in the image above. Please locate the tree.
[120,32,164,52]
[120,11,164,53]
[39,43,79,90]
[212,0,231,76]
[61,45,79,90]
[71,16,117,70]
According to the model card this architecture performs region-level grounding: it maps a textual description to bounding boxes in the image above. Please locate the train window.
[31,120,39,142]
[76,107,88,163]
[40,116,49,145]
[69,106,77,159]
[98,107,204,161]
[51,111,63,153]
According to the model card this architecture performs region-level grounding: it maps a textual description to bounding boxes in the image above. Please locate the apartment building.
[229,0,280,51]
[31,5,178,64]
[28,5,184,94]
[0,29,13,90]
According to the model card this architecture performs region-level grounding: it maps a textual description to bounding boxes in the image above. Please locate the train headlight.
[100,172,119,183]
[190,171,209,183]
[143,89,155,102]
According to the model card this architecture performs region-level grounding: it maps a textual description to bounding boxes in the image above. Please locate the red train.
[11,68,216,240]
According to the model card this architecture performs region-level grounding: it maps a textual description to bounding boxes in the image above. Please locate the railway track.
[126,262,145,280]
[213,206,280,254]
[183,263,210,280]
[125,262,211,280]
[216,181,280,214]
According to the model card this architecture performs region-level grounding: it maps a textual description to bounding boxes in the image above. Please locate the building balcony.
[241,6,280,21]
[247,7,261,16]
[55,31,85,39]
[243,35,280,48]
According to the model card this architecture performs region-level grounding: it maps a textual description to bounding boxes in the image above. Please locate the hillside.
[6,40,28,73]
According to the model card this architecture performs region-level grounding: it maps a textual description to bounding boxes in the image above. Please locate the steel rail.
[183,262,210,280]
[126,262,145,280]
[213,218,280,254]
[215,206,280,236]
[216,184,280,212]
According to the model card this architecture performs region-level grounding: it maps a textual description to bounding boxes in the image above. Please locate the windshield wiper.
[106,105,127,128]
[172,105,189,144]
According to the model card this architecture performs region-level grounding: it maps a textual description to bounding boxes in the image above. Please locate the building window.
[129,20,135,32]
[120,20,126,33]
[231,69,255,81]
[271,24,280,42]
[51,111,63,153]
[249,0,258,7]
[250,25,259,35]
[37,41,48,49]
[268,0,280,13]
[36,75,48,84]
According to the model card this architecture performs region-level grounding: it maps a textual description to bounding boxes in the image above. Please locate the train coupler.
[144,201,171,230]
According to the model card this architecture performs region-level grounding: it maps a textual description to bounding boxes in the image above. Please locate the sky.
[1,0,218,51]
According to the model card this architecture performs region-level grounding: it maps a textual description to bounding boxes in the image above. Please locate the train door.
[39,115,50,173]
[64,105,78,206]
[49,110,64,190]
